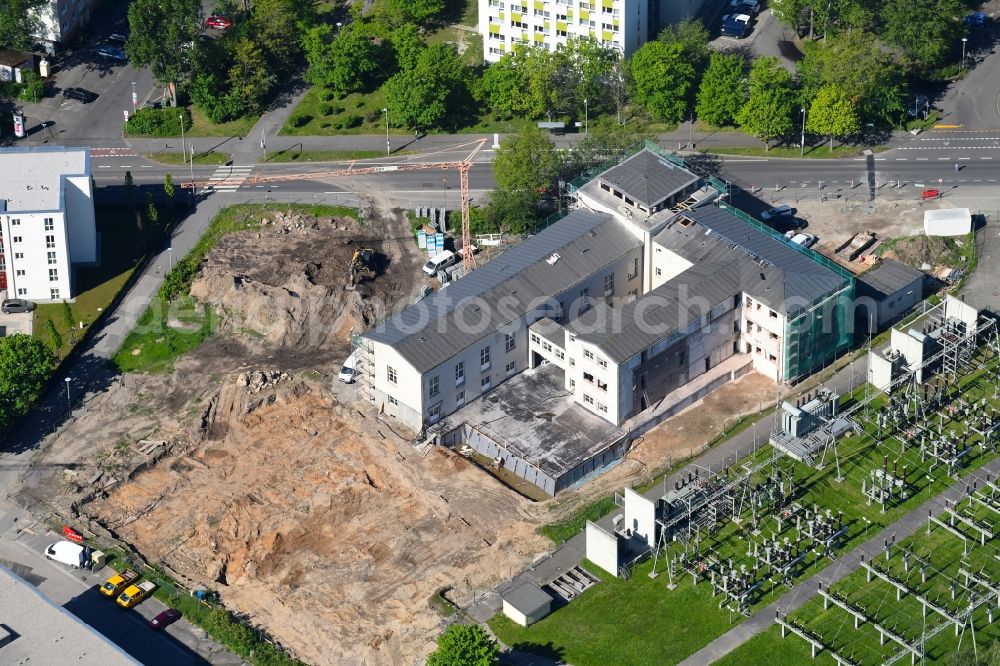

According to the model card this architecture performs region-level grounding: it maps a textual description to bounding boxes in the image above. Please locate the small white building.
[501,581,553,626]
[0,147,97,301]
[923,208,972,237]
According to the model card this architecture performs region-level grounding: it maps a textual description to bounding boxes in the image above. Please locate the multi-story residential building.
[0,147,97,300]
[33,0,99,53]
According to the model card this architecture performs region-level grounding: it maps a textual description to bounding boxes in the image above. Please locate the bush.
[291,114,312,127]
[356,98,365,108]
[341,113,362,128]
[125,108,193,136]
[364,111,378,124]
[322,89,336,101]
[318,103,333,116]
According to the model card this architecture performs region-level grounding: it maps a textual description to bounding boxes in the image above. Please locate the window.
[428,403,441,423]
[556,349,564,360]
[50,288,60,299]
[428,375,440,397]
[456,391,465,407]
[542,341,552,352]
[583,393,594,405]
[12,236,22,243]
[531,333,540,344]
[583,349,594,360]
[481,375,492,390]
[47,251,56,265]
[603,273,614,295]
[770,310,778,319]
[506,361,516,376]
[580,287,589,300]
[596,379,608,391]
[15,269,25,276]
[597,357,608,369]
[679,351,686,366]
[569,358,575,367]
[16,288,26,296]
[14,252,23,259]
[505,333,515,352]
[629,257,639,278]
[49,268,58,282]
[511,19,526,27]
[387,366,398,384]
[655,267,662,276]
[44,218,54,231]
[583,371,594,383]
[597,402,608,413]
[10,218,19,226]
[45,235,55,249]
[455,361,465,385]
[480,345,491,370]
[569,378,575,389]
[388,396,398,406]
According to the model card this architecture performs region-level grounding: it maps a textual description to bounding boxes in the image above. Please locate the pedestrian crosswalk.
[206,165,253,192]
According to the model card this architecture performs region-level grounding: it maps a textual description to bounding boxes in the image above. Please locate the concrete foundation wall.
[586,521,621,577]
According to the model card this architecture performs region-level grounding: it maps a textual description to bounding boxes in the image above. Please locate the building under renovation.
[359,143,857,495]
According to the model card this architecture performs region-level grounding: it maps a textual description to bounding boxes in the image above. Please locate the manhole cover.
[864,202,877,214]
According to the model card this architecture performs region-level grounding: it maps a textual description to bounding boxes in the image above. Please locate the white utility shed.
[501,582,553,627]
[924,208,972,236]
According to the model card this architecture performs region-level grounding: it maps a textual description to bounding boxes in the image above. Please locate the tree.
[44,319,62,351]
[126,0,201,103]
[628,41,695,123]
[163,173,175,201]
[145,191,159,233]
[560,38,616,116]
[0,334,54,433]
[477,189,540,235]
[373,0,445,26]
[0,0,46,50]
[881,0,965,69]
[477,53,531,117]
[226,37,275,116]
[520,46,562,119]
[303,23,387,94]
[696,53,747,127]
[737,57,797,150]
[382,43,471,130]
[18,71,46,103]
[391,23,425,71]
[250,0,312,76]
[426,625,499,666]
[493,123,559,193]
[807,84,860,150]
[658,18,711,74]
[606,55,630,125]
[61,300,74,330]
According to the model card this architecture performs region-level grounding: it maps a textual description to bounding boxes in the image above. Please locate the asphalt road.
[0,503,242,665]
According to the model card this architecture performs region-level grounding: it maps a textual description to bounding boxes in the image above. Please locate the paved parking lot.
[0,502,243,665]
[0,294,33,337]
[709,6,800,71]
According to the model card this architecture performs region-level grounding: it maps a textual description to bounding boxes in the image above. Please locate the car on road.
[760,204,793,221]
[790,232,817,248]
[62,87,97,103]
[731,0,760,13]
[2,298,36,314]
[106,32,128,44]
[965,12,987,26]
[149,608,182,630]
[205,15,234,29]
[96,45,127,62]
[721,13,750,38]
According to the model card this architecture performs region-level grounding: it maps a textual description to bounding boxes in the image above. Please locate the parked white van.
[45,541,85,568]
[338,350,359,383]
[422,250,456,276]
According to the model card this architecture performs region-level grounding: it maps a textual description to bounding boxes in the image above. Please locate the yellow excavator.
[347,248,376,290]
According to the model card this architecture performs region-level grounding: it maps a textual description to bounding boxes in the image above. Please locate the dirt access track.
[22,202,785,664]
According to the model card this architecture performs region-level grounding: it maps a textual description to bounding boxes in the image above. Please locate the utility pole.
[64,376,71,409]
[962,37,968,71]
[584,97,589,137]
[800,108,806,157]
[130,81,137,113]
[383,107,390,156]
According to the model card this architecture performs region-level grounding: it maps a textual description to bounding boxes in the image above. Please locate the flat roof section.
[0,146,89,212]
[502,581,553,615]
[0,564,139,666]
[449,364,625,479]
[598,149,699,210]
[529,317,567,349]
[857,259,924,299]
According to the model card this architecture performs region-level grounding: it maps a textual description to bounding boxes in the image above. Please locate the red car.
[148,608,182,630]
[205,15,233,29]
[921,188,941,200]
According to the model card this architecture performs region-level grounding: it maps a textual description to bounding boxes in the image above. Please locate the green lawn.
[143,151,230,165]
[715,625,837,666]
[702,144,888,159]
[496,352,1000,665]
[186,105,258,137]
[282,88,406,136]
[33,205,144,360]
[537,496,616,545]
[262,148,391,163]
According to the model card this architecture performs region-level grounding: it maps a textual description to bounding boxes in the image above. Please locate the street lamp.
[130,81,137,113]
[168,246,173,271]
[383,107,390,156]
[584,97,588,137]
[962,37,968,70]
[64,376,71,409]
[800,108,806,157]
[336,21,342,32]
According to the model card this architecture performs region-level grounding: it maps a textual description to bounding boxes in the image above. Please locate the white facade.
[33,0,99,52]
[0,147,96,301]
[479,0,646,62]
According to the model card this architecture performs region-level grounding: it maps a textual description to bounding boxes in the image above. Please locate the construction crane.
[182,138,489,274]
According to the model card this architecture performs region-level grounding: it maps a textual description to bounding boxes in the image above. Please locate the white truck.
[44,541,85,568]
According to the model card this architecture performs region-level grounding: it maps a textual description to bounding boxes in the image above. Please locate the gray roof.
[502,581,553,615]
[857,259,923,298]
[0,564,139,665]
[654,206,849,317]
[568,262,742,363]
[0,146,89,211]
[364,210,642,374]
[529,317,567,348]
[598,149,699,209]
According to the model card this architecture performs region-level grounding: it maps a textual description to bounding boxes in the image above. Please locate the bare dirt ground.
[21,200,801,665]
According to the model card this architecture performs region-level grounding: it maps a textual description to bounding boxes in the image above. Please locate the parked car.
[149,608,182,630]
[720,13,750,38]
[2,298,36,314]
[338,350,359,384]
[106,32,128,44]
[62,87,97,103]
[790,233,817,248]
[96,45,127,62]
[760,204,793,221]
[965,12,987,26]
[44,541,85,568]
[205,15,234,29]
[731,0,760,13]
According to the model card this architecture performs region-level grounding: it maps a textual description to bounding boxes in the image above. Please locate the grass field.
[143,151,230,165]
[186,105,258,137]
[112,203,358,373]
[494,348,1000,665]
[702,144,888,159]
[33,205,143,360]
[282,88,403,136]
[262,148,401,163]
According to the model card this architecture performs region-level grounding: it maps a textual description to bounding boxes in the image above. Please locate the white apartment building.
[479,0,646,61]
[0,147,97,301]
[33,0,100,52]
